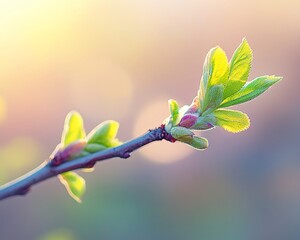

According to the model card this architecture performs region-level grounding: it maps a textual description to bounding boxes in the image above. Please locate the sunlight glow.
[67,59,133,120]
[0,137,41,184]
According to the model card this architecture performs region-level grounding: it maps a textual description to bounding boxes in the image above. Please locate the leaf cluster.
[165,39,281,149]
[49,39,281,203]
[52,112,121,202]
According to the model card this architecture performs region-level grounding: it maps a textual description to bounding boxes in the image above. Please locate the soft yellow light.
[0,137,41,184]
[67,59,133,120]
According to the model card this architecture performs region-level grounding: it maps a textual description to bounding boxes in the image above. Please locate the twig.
[0,126,174,201]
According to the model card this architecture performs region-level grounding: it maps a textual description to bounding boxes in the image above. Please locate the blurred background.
[0,0,299,239]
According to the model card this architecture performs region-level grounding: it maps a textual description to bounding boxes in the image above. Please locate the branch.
[0,126,173,201]
[0,39,282,202]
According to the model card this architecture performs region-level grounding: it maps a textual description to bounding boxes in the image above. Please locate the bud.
[178,113,198,128]
[84,143,107,153]
[170,126,194,142]
[51,140,86,166]
[188,136,208,150]
[191,115,216,130]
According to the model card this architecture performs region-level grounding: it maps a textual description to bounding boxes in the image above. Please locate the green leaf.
[84,143,107,153]
[201,84,224,114]
[213,109,250,133]
[61,111,86,148]
[86,120,120,146]
[177,105,189,121]
[220,75,282,108]
[59,171,86,203]
[170,126,194,142]
[223,39,253,99]
[191,114,216,130]
[168,99,180,125]
[188,136,208,150]
[101,138,122,148]
[199,47,229,105]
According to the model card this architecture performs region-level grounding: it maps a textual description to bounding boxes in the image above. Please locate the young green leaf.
[201,84,224,114]
[191,114,216,130]
[168,99,179,125]
[84,143,107,153]
[188,136,208,150]
[58,171,86,203]
[167,105,189,129]
[86,120,119,145]
[102,138,122,148]
[199,47,229,104]
[61,111,86,148]
[170,126,194,142]
[223,38,253,99]
[213,109,250,133]
[220,75,282,108]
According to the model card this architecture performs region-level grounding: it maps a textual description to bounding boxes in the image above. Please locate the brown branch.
[0,125,174,201]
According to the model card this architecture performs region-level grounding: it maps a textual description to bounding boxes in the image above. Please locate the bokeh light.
[1,0,300,239]
[38,228,77,240]
[67,59,133,120]
[0,137,41,184]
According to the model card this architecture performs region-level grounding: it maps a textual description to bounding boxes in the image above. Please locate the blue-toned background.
[1,1,299,239]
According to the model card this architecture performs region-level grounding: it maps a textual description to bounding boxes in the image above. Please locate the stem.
[0,126,173,201]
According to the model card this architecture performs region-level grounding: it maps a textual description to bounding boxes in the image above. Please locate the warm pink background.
[0,1,299,239]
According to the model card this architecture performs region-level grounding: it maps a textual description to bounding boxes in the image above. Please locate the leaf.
[101,138,122,148]
[61,111,86,148]
[167,105,189,129]
[201,84,224,114]
[199,47,229,105]
[59,171,86,203]
[213,109,250,133]
[188,136,208,150]
[170,126,194,142]
[223,38,253,99]
[168,99,179,125]
[84,143,107,153]
[220,75,282,108]
[86,120,119,145]
[191,114,216,130]
[177,105,189,122]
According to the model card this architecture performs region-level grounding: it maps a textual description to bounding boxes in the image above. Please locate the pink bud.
[51,141,86,166]
[179,114,198,128]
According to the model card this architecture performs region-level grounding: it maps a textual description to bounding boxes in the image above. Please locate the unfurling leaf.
[213,109,250,133]
[61,111,86,147]
[170,126,194,142]
[188,136,208,150]
[86,120,120,147]
[199,47,229,105]
[201,84,224,114]
[168,99,180,125]
[59,171,86,203]
[220,75,282,108]
[191,114,216,130]
[223,38,253,99]
[84,143,107,153]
